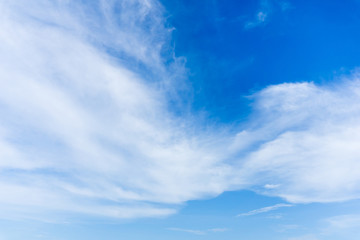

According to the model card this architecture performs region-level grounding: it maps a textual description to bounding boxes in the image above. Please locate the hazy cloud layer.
[1,0,360,220]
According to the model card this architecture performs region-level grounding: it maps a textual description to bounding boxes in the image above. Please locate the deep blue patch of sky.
[161,0,360,122]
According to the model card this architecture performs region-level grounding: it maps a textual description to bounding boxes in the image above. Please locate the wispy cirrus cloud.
[2,0,360,222]
[0,0,204,220]
[237,203,293,216]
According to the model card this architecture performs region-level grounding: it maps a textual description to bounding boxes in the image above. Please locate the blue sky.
[1,0,360,239]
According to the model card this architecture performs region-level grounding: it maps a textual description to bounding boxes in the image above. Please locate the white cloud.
[237,203,293,216]
[235,80,360,203]
[1,0,360,222]
[0,0,236,220]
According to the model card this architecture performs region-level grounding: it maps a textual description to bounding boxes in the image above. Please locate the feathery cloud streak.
[237,203,293,216]
[0,0,232,219]
[1,0,360,221]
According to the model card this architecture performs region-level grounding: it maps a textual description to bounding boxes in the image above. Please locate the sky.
[1,0,360,239]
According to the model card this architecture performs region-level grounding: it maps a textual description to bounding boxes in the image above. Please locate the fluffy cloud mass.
[1,0,360,220]
[237,80,360,203]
